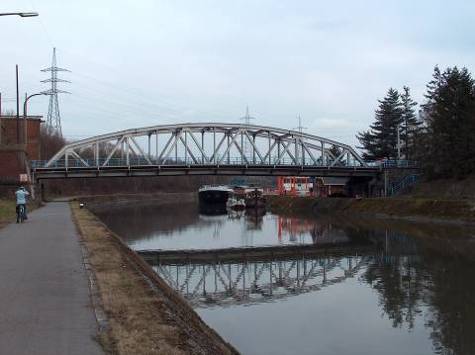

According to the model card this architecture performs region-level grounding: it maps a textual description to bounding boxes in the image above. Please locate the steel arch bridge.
[32,122,378,179]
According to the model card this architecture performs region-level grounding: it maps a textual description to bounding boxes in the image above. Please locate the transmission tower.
[239,106,256,158]
[294,115,307,135]
[41,47,70,136]
[240,106,255,126]
[294,115,307,159]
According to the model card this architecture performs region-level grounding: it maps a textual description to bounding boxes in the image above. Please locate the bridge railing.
[366,159,419,168]
[31,157,419,170]
[31,156,367,169]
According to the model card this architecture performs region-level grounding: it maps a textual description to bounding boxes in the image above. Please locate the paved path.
[0,202,103,355]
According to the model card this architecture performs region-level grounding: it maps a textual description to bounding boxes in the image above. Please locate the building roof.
[0,115,43,122]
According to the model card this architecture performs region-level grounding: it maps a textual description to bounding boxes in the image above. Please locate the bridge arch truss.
[34,123,373,178]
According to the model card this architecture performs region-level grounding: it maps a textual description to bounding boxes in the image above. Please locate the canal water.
[96,201,475,355]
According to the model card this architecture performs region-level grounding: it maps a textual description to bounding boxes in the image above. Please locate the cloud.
[0,0,474,149]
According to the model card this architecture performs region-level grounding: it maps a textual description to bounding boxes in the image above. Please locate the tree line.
[357,66,475,179]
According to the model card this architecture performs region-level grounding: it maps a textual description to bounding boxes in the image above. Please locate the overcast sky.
[1,0,474,147]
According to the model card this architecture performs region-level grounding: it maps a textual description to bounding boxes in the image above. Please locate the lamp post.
[0,12,39,17]
[23,92,50,144]
[18,91,48,201]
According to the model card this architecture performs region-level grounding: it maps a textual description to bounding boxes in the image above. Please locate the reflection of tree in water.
[425,256,475,355]
[362,253,430,329]
[348,228,428,329]
[350,224,475,355]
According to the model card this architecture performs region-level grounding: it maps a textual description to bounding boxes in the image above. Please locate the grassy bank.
[71,202,237,355]
[268,195,475,224]
[0,199,15,228]
[0,199,42,229]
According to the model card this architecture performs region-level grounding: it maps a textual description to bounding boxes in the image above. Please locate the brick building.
[0,115,42,184]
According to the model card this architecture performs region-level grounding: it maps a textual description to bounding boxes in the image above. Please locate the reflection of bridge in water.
[140,246,374,308]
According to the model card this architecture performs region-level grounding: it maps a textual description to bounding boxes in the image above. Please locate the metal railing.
[389,174,419,196]
[31,156,361,169]
[367,159,419,168]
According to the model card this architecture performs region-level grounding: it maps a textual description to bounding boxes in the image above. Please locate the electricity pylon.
[41,47,70,136]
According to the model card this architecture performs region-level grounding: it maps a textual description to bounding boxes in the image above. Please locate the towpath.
[0,202,103,355]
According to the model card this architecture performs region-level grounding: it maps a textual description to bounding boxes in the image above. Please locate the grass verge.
[0,199,42,229]
[71,202,238,355]
[0,199,16,228]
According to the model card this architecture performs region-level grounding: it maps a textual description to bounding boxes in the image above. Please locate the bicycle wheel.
[19,206,25,223]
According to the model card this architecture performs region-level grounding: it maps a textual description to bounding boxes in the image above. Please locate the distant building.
[0,115,42,185]
[314,177,348,197]
[277,176,313,196]
[277,176,349,197]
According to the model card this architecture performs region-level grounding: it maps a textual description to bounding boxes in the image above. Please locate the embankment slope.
[268,196,475,224]
[72,202,237,355]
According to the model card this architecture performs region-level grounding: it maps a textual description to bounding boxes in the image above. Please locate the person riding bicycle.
[15,186,30,223]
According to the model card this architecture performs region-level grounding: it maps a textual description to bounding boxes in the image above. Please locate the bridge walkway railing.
[31,157,366,169]
[31,157,419,170]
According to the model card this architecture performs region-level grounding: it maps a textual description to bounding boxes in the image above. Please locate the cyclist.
[15,186,30,223]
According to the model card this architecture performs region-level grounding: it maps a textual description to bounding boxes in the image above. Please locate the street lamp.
[0,12,39,17]
[22,91,51,144]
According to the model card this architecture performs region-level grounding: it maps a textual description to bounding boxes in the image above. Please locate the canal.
[96,201,475,355]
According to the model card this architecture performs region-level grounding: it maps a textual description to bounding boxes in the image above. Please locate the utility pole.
[397,124,401,160]
[16,65,20,143]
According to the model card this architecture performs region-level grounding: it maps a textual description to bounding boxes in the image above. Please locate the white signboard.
[19,174,29,182]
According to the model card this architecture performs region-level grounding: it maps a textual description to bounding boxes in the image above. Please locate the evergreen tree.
[421,66,475,178]
[399,86,420,160]
[357,88,403,160]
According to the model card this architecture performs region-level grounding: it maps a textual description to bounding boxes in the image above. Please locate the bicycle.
[17,204,26,223]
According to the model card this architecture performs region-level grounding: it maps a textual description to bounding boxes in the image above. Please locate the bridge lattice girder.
[44,123,366,169]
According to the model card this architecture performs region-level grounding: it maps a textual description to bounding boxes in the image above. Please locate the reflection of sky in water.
[198,270,434,355]
[129,214,316,250]
[98,203,335,250]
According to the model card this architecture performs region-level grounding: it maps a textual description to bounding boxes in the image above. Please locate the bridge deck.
[33,163,380,179]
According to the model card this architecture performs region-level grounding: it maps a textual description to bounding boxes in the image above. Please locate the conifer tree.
[357,88,403,160]
[421,66,475,178]
[400,86,420,160]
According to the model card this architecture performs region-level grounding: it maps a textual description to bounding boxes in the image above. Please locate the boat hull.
[199,189,231,204]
